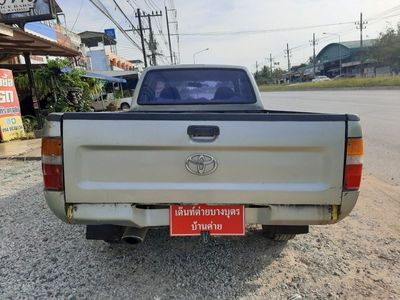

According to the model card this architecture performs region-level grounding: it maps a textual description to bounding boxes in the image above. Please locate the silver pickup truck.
[42,65,363,244]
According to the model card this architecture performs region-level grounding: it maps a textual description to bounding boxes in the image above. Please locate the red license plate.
[170,204,245,236]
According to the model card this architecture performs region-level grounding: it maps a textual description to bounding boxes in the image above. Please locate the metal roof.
[79,31,116,48]
[60,67,127,83]
[82,72,126,83]
[0,24,80,57]
[338,39,377,49]
[90,70,139,77]
[316,39,377,62]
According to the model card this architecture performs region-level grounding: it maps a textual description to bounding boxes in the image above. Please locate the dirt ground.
[243,174,400,299]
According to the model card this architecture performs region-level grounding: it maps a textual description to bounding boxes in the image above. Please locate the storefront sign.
[0,0,35,14]
[0,0,56,25]
[0,69,25,142]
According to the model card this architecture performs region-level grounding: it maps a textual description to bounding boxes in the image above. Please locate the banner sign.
[0,0,56,25]
[0,69,25,142]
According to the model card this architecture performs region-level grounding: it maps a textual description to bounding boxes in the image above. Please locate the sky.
[57,0,400,71]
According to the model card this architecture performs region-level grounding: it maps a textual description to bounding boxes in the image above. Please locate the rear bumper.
[45,191,359,227]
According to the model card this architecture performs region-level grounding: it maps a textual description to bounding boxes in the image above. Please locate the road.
[262,89,400,186]
[0,89,399,299]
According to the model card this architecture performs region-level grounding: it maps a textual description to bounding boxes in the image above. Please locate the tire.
[270,233,296,241]
[120,103,130,111]
[262,225,306,241]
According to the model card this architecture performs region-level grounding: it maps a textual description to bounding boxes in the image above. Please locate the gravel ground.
[0,160,399,299]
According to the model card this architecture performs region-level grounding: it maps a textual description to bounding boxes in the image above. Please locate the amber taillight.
[344,137,363,190]
[42,137,63,191]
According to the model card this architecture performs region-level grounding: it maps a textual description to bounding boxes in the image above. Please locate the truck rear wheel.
[262,225,308,241]
[270,233,296,241]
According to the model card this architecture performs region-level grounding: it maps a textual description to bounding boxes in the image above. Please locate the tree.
[15,59,103,113]
[254,65,273,84]
[372,24,400,73]
[254,65,286,84]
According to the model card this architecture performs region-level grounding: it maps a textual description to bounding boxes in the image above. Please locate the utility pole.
[165,6,174,64]
[166,8,180,64]
[284,43,292,83]
[135,10,162,66]
[355,12,367,76]
[310,33,318,77]
[147,14,156,66]
[267,53,273,82]
[255,61,259,74]
[147,11,163,66]
[135,9,147,67]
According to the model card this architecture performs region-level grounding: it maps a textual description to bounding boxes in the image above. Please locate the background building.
[316,39,377,77]
[282,38,394,82]
[79,31,135,72]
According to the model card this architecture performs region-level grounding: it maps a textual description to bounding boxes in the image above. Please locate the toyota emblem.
[185,154,218,176]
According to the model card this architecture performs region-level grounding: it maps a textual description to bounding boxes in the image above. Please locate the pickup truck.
[42,65,363,244]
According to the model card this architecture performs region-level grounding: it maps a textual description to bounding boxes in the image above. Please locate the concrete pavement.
[0,139,41,160]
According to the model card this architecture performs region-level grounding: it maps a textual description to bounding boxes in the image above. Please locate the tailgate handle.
[187,125,220,142]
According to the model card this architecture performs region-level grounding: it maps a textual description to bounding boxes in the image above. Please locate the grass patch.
[259,76,400,91]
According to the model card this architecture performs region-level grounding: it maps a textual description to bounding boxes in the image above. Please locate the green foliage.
[22,115,37,132]
[372,24,400,72]
[113,88,134,99]
[254,66,285,84]
[14,58,103,114]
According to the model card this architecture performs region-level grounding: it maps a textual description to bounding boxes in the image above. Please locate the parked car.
[91,94,134,111]
[312,75,332,82]
[42,65,363,244]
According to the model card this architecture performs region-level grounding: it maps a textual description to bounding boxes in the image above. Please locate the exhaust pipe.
[121,227,148,244]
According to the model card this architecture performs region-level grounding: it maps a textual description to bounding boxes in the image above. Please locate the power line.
[175,21,355,36]
[267,6,400,67]
[111,0,139,34]
[89,0,143,52]
[68,0,84,33]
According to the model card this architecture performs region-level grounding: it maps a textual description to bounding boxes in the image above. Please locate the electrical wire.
[176,21,355,37]
[89,0,143,52]
[258,4,400,68]
[68,0,84,33]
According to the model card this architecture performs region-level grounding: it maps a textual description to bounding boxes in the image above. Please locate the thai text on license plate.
[170,204,245,236]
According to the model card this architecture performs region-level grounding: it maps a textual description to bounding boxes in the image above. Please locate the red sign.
[170,204,245,236]
[0,69,25,141]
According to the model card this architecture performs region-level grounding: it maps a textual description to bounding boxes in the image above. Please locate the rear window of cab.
[137,68,257,105]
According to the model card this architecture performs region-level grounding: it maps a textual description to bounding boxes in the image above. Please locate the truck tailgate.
[62,113,346,205]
